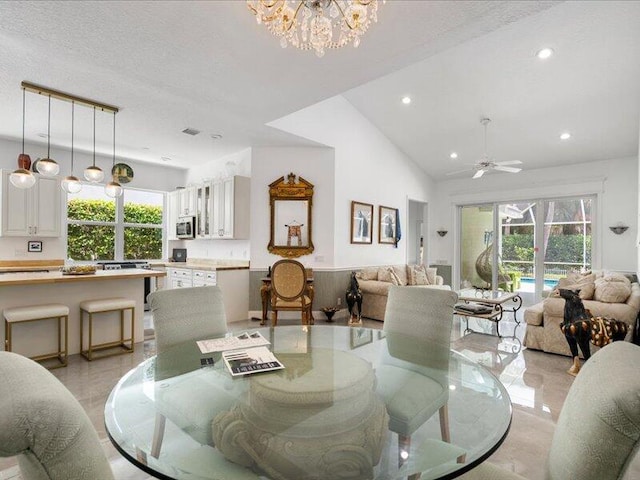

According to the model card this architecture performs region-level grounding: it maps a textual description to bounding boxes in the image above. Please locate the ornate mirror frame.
[268,173,314,258]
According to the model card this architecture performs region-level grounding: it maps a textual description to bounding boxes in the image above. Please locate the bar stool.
[4,304,69,369]
[80,298,135,361]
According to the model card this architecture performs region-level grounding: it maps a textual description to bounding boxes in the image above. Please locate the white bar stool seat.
[80,297,135,361]
[4,303,69,369]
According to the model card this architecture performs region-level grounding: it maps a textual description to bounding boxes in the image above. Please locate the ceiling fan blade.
[494,160,523,166]
[494,166,522,173]
[445,168,473,176]
[472,169,486,179]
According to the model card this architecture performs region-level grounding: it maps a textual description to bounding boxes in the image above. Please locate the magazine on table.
[455,303,494,314]
[222,346,285,376]
[196,331,270,354]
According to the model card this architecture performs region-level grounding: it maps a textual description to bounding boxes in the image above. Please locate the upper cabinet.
[212,176,250,239]
[0,170,61,237]
[166,190,180,241]
[178,186,197,217]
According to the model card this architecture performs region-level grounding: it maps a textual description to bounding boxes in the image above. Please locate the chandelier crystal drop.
[247,0,383,57]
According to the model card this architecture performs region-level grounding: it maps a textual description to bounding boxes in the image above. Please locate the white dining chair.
[0,351,114,480]
[458,341,640,480]
[376,286,460,468]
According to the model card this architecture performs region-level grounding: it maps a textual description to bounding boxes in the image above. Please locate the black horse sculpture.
[559,288,627,376]
[346,272,363,323]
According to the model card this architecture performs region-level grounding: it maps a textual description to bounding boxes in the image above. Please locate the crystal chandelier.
[247,0,383,57]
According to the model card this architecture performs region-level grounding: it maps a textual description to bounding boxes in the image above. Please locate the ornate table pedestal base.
[212,349,388,480]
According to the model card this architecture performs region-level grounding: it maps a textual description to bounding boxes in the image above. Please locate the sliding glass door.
[458,196,594,300]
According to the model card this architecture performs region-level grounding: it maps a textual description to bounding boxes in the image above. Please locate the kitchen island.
[0,268,165,357]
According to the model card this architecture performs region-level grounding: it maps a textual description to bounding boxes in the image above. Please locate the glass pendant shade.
[61,175,82,194]
[37,157,60,177]
[105,180,123,198]
[84,165,104,182]
[9,169,36,189]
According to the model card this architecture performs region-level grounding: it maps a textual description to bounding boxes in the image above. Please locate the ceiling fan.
[446,118,523,179]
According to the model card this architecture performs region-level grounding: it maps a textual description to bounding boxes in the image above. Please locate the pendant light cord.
[46,94,51,158]
[71,101,75,174]
[112,111,116,167]
[92,107,96,167]
[21,88,26,154]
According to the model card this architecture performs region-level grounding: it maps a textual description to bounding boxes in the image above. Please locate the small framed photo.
[379,205,398,244]
[27,241,42,253]
[350,328,373,349]
[350,201,373,244]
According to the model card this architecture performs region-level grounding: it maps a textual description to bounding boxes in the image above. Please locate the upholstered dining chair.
[270,259,313,326]
[376,286,459,468]
[458,341,640,480]
[147,286,241,456]
[0,351,114,480]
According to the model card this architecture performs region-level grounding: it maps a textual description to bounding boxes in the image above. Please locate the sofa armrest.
[358,280,393,296]
[434,275,444,286]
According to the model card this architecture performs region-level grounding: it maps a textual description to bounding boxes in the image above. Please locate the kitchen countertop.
[0,268,165,286]
[150,261,250,272]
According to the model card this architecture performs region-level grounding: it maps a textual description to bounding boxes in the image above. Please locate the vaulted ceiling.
[1,1,637,181]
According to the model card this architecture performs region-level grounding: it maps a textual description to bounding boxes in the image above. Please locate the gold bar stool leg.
[88,312,93,361]
[79,299,136,361]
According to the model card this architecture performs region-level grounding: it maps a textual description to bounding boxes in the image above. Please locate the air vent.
[182,127,201,136]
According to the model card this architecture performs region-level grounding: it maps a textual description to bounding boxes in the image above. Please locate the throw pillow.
[594,274,632,303]
[378,267,400,285]
[356,267,378,281]
[425,267,438,285]
[407,264,430,286]
[555,272,596,300]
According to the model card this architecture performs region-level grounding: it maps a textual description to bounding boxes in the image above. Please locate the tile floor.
[1,312,638,480]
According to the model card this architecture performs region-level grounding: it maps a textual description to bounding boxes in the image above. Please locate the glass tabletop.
[105,325,512,480]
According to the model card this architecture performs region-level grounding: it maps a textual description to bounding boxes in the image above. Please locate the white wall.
[269,95,436,269]
[0,137,186,261]
[182,148,252,261]
[431,156,638,275]
[250,146,335,269]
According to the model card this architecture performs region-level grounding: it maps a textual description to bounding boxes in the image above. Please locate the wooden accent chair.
[270,259,313,326]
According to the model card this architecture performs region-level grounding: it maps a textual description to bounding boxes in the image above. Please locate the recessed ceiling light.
[401,96,411,105]
[210,133,223,140]
[560,132,571,140]
[141,147,150,151]
[449,152,458,159]
[161,157,171,162]
[536,47,554,59]
[37,133,48,138]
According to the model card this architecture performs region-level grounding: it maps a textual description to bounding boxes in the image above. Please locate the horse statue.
[559,288,628,376]
[346,271,363,325]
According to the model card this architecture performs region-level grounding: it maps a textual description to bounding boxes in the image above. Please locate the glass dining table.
[105,325,512,480]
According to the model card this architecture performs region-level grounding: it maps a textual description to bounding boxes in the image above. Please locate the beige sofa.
[356,265,450,321]
[524,272,640,357]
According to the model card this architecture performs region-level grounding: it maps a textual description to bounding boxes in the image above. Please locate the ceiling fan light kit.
[446,117,523,179]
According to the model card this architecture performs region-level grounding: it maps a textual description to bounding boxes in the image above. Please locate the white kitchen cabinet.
[192,270,217,287]
[166,191,180,240]
[0,170,61,237]
[178,187,197,217]
[168,267,192,288]
[211,176,250,239]
[196,183,212,238]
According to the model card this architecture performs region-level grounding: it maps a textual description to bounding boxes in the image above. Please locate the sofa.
[355,265,451,321]
[524,271,640,357]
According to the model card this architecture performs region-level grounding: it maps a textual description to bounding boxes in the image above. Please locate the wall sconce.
[609,223,629,235]
[437,230,448,237]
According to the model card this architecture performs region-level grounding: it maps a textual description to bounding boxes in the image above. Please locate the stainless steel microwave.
[176,216,195,239]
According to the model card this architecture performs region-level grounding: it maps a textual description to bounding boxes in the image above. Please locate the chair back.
[0,352,114,480]
[546,341,640,480]
[148,285,227,353]
[271,260,306,301]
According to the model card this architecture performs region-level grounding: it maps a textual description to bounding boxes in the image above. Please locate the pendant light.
[83,107,104,182]
[105,111,123,198]
[61,101,82,194]
[9,88,36,189]
[37,94,60,177]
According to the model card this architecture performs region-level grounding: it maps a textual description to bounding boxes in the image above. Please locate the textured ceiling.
[0,0,557,169]
[343,1,640,179]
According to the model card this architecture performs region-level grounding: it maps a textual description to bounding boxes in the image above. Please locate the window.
[66,185,164,261]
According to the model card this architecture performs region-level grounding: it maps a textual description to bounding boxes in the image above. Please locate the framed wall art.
[27,241,42,253]
[378,205,398,244]
[350,201,373,244]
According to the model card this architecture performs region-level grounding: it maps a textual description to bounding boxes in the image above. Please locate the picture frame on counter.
[27,241,42,253]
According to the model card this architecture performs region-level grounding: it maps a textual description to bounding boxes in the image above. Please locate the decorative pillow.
[594,274,632,303]
[425,267,438,285]
[356,267,378,281]
[407,265,430,286]
[392,265,408,286]
[378,267,400,285]
[555,272,596,299]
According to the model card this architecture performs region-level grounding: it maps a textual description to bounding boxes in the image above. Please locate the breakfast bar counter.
[1,269,165,357]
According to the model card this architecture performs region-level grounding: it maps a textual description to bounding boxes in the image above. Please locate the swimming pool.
[521,277,559,288]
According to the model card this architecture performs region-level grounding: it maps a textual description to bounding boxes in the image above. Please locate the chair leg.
[439,404,450,443]
[150,413,166,459]
[272,310,278,327]
[398,434,411,468]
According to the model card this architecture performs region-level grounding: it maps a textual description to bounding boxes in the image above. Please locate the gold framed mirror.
[268,173,314,258]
